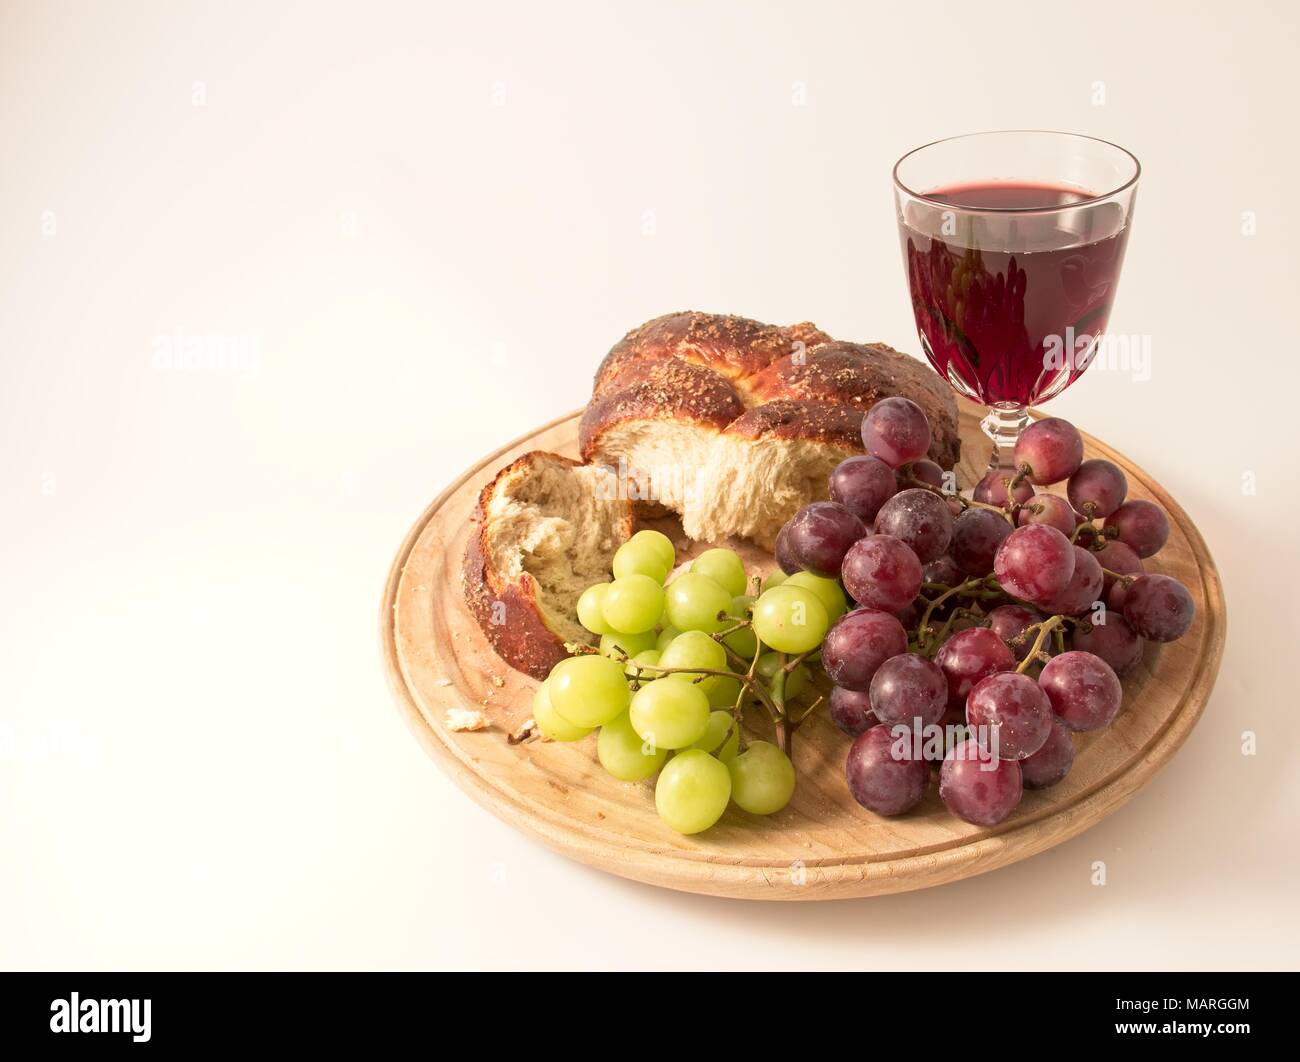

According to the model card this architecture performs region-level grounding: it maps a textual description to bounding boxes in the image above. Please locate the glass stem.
[981,403,1028,473]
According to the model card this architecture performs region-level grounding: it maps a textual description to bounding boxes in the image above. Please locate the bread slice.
[462,451,632,679]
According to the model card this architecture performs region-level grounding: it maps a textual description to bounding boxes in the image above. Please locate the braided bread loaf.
[579,312,959,550]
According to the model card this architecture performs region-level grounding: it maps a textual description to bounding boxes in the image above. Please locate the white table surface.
[2,0,1295,970]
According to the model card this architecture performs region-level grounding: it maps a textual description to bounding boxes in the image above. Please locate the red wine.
[898,181,1131,407]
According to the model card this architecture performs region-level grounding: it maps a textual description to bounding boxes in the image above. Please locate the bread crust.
[722,399,865,447]
[462,451,632,681]
[581,313,959,470]
[578,358,743,457]
[747,340,960,467]
[592,311,830,397]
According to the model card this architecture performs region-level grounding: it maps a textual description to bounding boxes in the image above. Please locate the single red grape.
[951,507,1013,577]
[1121,574,1195,642]
[829,455,897,523]
[1092,539,1144,598]
[1016,492,1076,535]
[775,521,801,575]
[973,470,1035,508]
[1036,544,1104,616]
[994,524,1076,604]
[829,686,878,736]
[841,534,923,613]
[822,607,909,692]
[987,604,1044,661]
[1020,719,1075,789]
[906,458,946,490]
[1039,650,1122,732]
[966,671,1053,761]
[786,501,867,578]
[1106,499,1170,559]
[1067,459,1128,519]
[874,488,954,563]
[922,554,964,587]
[861,397,931,469]
[935,627,1015,709]
[1013,417,1084,485]
[869,653,948,727]
[1071,614,1144,676]
[939,738,1024,826]
[846,723,931,816]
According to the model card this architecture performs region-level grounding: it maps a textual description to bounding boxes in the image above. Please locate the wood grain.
[380,399,1226,900]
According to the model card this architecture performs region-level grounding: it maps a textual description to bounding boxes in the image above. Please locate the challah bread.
[580,312,959,550]
[462,451,632,679]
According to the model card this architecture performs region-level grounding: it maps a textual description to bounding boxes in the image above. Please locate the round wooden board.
[381,399,1226,900]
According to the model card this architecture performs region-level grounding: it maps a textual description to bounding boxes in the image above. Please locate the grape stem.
[782,648,817,672]
[1099,567,1136,586]
[791,694,825,726]
[1013,615,1066,673]
[1003,464,1032,521]
[897,467,953,498]
[710,619,755,673]
[625,659,783,720]
[932,606,988,649]
[899,468,1008,519]
[917,576,993,654]
[770,653,792,757]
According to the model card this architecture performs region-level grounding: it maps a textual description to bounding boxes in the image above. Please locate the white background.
[2,0,1296,970]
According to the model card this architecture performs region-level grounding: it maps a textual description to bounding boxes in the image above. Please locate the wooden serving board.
[381,399,1226,900]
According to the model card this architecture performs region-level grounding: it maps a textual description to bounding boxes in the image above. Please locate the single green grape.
[548,654,630,728]
[783,571,848,623]
[751,585,828,653]
[612,539,669,583]
[655,626,682,652]
[728,740,796,815]
[532,680,593,742]
[722,595,758,658]
[626,648,664,680]
[760,570,788,594]
[576,583,615,636]
[655,749,732,834]
[707,674,742,709]
[628,677,711,749]
[754,653,810,699]
[597,711,668,781]
[630,528,675,570]
[690,548,747,597]
[664,573,732,634]
[658,630,727,693]
[688,710,741,763]
[601,574,665,634]
[599,630,657,660]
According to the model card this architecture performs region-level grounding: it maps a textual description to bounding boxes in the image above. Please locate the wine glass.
[892,131,1140,473]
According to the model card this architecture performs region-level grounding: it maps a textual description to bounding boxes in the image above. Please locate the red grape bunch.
[771,400,1198,829]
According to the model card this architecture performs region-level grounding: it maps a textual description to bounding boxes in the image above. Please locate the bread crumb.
[508,718,538,744]
[446,708,488,732]
[491,674,505,687]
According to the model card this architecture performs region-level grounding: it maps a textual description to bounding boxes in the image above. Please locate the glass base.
[981,403,1028,473]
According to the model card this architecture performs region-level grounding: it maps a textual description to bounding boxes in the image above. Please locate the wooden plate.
[381,399,1226,900]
